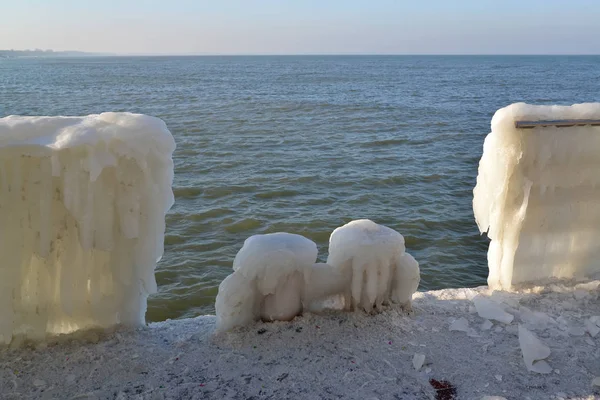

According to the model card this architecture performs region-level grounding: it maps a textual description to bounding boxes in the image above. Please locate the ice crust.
[0,113,175,344]
[473,103,600,289]
[215,220,421,332]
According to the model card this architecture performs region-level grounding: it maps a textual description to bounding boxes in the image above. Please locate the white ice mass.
[327,219,420,312]
[0,113,175,344]
[216,233,321,332]
[473,103,600,289]
[216,220,420,331]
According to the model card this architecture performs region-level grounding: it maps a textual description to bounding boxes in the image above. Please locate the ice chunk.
[518,306,555,329]
[585,318,600,337]
[481,320,493,330]
[216,233,351,332]
[412,353,425,370]
[518,325,552,374]
[327,219,419,312]
[0,113,175,345]
[473,103,600,289]
[449,317,470,332]
[592,377,600,387]
[473,296,514,324]
[568,326,586,336]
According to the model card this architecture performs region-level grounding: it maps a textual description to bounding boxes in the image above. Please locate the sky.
[2,0,600,55]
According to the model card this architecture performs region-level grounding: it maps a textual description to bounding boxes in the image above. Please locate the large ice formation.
[473,103,600,289]
[215,233,349,332]
[0,113,175,344]
[215,221,420,332]
[327,219,420,312]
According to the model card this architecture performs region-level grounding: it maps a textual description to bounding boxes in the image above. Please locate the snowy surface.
[473,103,600,289]
[2,281,598,400]
[0,113,175,344]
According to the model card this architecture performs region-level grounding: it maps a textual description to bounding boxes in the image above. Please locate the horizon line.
[3,49,600,57]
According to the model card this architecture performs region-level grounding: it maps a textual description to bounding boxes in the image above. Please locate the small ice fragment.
[449,317,470,332]
[412,353,425,371]
[66,374,76,384]
[495,375,502,382]
[518,325,552,374]
[586,318,600,337]
[585,337,595,346]
[494,326,503,333]
[481,320,493,330]
[592,377,600,387]
[425,367,432,374]
[481,397,507,400]
[505,325,518,335]
[519,306,555,329]
[568,326,586,337]
[469,305,477,314]
[473,296,514,324]
[33,379,46,388]
[556,393,567,400]
[467,328,481,338]
[554,369,560,374]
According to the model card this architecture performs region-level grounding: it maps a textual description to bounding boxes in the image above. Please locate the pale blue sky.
[2,0,599,54]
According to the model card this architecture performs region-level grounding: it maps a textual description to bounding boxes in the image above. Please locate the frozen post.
[473,103,600,289]
[0,113,175,344]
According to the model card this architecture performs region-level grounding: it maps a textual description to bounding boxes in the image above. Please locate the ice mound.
[473,103,600,289]
[327,219,420,312]
[215,221,420,332]
[0,113,175,344]
[215,233,349,332]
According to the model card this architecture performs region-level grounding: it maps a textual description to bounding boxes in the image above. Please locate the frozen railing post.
[473,103,600,289]
[0,113,175,344]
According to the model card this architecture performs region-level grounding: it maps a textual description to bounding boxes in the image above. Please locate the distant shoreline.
[0,50,114,58]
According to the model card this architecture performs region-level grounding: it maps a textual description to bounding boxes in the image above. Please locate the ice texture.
[0,113,175,344]
[215,233,350,332]
[327,219,420,312]
[473,103,600,289]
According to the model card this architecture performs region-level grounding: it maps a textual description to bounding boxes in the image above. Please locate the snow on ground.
[1,281,598,400]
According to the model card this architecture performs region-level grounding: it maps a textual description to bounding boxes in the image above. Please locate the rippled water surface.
[2,55,600,321]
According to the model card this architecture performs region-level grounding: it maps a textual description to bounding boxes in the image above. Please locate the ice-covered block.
[216,233,349,332]
[327,219,420,312]
[473,103,600,289]
[0,113,175,344]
